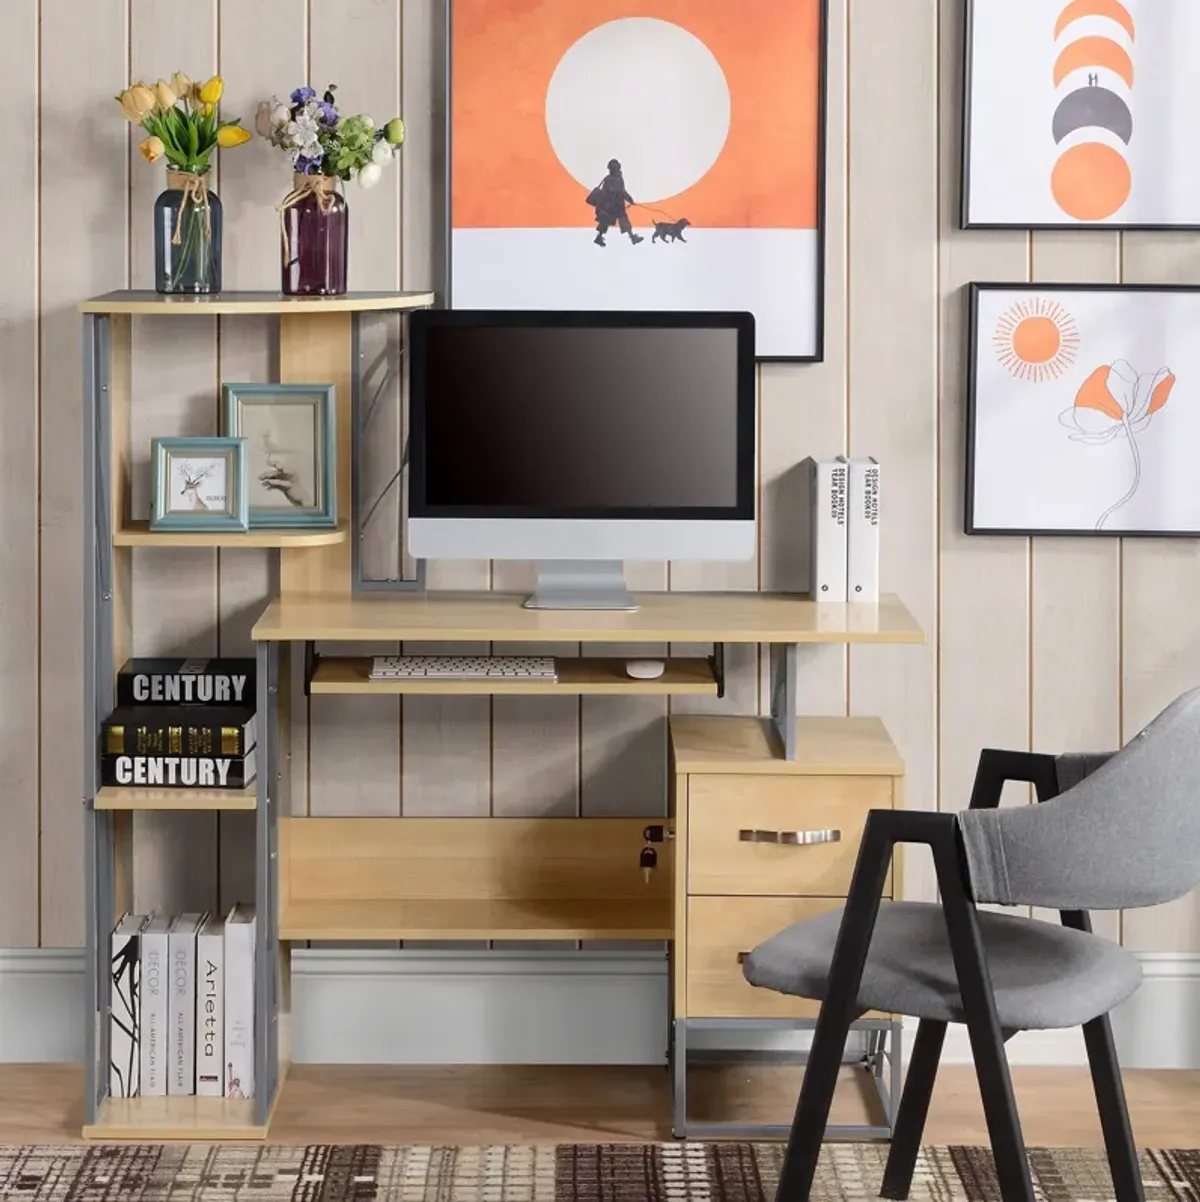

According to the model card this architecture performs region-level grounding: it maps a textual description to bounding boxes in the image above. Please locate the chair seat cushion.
[742,901,1142,1030]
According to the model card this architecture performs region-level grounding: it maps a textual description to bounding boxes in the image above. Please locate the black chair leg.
[774,1002,857,1202]
[880,1020,947,1200]
[1083,1014,1144,1202]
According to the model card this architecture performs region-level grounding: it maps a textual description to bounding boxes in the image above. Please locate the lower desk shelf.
[83,1068,286,1141]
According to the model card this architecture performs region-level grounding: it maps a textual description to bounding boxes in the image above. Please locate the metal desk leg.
[672,1019,688,1137]
[769,643,799,760]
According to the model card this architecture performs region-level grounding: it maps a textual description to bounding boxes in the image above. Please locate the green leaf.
[187,119,198,158]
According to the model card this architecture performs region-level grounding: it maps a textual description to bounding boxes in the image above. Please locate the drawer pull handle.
[738,828,842,846]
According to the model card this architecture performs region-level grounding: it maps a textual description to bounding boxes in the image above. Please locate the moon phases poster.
[964,0,1200,228]
[447,0,827,361]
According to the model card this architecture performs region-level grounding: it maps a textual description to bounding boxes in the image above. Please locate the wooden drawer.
[686,774,893,897]
[686,896,842,1019]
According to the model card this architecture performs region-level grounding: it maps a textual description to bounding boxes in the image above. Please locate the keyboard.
[370,654,558,681]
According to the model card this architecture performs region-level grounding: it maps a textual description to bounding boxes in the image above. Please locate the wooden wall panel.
[846,0,938,905]
[0,0,40,946]
[38,0,130,947]
[936,0,1031,833]
[127,0,221,918]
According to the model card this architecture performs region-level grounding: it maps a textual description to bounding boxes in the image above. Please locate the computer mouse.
[625,660,666,680]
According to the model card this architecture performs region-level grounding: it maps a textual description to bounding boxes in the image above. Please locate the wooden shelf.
[309,655,718,695]
[114,520,347,548]
[253,591,926,645]
[82,1067,285,1140]
[279,897,672,942]
[80,289,435,315]
[94,784,257,811]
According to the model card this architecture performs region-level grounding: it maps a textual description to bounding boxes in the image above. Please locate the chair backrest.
[958,688,1200,911]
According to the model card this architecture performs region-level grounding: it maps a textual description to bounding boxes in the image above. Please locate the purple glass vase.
[281,174,348,296]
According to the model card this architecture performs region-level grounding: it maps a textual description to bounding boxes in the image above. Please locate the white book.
[195,915,225,1097]
[810,458,848,602]
[224,903,256,1099]
[168,913,206,1096]
[139,915,173,1097]
[844,457,881,602]
[109,913,148,1098]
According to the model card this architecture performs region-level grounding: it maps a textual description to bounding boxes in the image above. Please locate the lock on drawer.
[686,774,893,897]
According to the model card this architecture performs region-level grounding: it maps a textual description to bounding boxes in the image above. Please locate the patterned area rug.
[2,1143,1199,1201]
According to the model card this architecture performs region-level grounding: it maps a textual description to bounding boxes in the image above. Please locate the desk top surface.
[251,590,925,644]
[79,289,435,315]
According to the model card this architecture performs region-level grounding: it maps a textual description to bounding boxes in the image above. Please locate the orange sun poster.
[448,0,827,360]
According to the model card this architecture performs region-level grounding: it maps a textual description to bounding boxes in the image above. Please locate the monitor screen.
[408,312,755,519]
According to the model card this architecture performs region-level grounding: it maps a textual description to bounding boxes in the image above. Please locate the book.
[103,706,257,758]
[168,913,206,1096]
[110,913,149,1098]
[195,915,225,1097]
[117,657,256,708]
[224,904,256,1100]
[101,749,257,790]
[844,457,881,602]
[809,457,848,602]
[139,915,173,1097]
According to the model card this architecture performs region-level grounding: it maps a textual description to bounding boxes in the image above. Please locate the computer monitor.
[407,310,756,610]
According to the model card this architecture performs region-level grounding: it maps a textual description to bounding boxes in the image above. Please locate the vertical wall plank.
[758,0,849,719]
[307,0,404,820]
[215,0,308,909]
[847,0,938,908]
[1027,233,1121,939]
[126,0,221,917]
[39,0,130,947]
[937,0,1031,837]
[1118,222,1200,953]
[0,0,41,946]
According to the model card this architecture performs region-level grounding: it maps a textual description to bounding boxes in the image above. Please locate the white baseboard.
[3,948,1198,1069]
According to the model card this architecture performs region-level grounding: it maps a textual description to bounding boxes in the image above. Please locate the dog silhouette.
[651,218,691,243]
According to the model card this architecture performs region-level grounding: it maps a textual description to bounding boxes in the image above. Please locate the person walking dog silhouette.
[587,159,644,247]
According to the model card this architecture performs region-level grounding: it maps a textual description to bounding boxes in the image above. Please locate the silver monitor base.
[523,561,638,611]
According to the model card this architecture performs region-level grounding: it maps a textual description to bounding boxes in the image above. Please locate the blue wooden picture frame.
[222,383,338,529]
[150,437,250,532]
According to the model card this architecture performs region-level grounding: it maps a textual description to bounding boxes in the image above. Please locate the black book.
[102,751,257,791]
[103,706,257,758]
[117,658,256,708]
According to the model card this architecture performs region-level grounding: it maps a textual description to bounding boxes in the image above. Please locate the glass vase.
[154,170,222,294]
[281,174,348,296]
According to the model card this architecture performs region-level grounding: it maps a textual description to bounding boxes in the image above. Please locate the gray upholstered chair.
[742,689,1200,1202]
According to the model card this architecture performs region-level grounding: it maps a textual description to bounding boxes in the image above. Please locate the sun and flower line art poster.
[448,0,826,360]
[965,0,1200,228]
[967,285,1195,536]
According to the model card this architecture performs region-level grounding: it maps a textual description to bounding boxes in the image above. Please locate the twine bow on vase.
[168,169,211,245]
[278,173,338,265]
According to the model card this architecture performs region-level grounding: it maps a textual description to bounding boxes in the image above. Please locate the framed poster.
[965,283,1200,536]
[963,0,1200,230]
[447,0,828,361]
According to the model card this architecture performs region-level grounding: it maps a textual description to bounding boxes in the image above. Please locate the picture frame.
[445,0,829,362]
[962,0,1200,231]
[966,282,1196,537]
[222,383,337,529]
[150,437,249,533]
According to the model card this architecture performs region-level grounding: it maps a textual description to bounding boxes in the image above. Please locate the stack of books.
[102,658,258,789]
[109,905,257,1100]
[809,456,881,602]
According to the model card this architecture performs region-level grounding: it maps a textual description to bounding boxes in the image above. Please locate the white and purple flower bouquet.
[255,84,404,188]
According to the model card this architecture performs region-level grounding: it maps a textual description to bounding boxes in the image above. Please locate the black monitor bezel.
[407,309,756,522]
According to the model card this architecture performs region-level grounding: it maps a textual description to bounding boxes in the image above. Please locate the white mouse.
[626,659,666,680]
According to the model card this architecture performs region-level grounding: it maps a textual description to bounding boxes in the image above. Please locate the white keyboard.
[370,654,558,681]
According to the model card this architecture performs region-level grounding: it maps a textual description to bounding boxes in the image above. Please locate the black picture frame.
[966,281,1200,538]
[443,0,830,364]
[960,0,1200,233]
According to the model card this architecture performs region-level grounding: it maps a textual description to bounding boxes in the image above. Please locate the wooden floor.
[2,1063,1199,1146]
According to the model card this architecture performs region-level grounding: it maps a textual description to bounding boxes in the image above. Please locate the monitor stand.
[524,561,638,611]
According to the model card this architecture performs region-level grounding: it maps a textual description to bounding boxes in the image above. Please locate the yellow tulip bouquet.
[115,73,251,292]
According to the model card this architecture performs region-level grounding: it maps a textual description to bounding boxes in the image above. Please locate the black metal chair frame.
[773,750,1145,1202]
